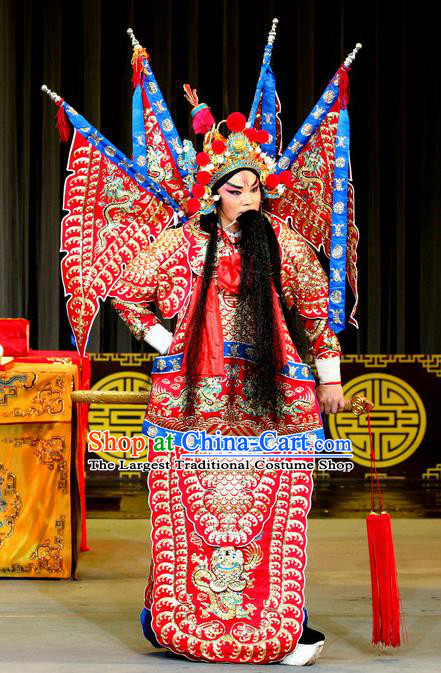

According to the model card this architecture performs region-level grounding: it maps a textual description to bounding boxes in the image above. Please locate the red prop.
[0,318,30,356]
[226,111,247,132]
[266,173,280,190]
[196,151,210,166]
[366,412,405,647]
[56,101,71,143]
[131,47,150,89]
[256,129,269,144]
[211,139,226,154]
[192,183,205,198]
[183,83,216,135]
[196,170,211,185]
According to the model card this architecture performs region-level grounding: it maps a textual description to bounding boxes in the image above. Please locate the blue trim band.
[63,103,183,217]
[141,418,325,452]
[260,66,277,158]
[248,41,275,127]
[276,73,340,172]
[191,103,208,117]
[151,341,315,382]
[328,108,350,334]
[132,85,147,178]
[142,62,187,178]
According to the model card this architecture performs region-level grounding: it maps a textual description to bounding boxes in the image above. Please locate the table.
[0,361,82,578]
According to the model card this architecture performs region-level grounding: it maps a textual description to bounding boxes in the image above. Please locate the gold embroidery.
[192,544,262,619]
[0,465,21,548]
[31,516,65,574]
[33,437,69,492]
[4,377,65,418]
[1,437,68,492]
[0,373,36,406]
[180,468,278,545]
[0,516,66,575]
[150,466,311,661]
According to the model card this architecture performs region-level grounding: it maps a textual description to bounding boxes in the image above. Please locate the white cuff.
[314,356,341,384]
[145,324,173,355]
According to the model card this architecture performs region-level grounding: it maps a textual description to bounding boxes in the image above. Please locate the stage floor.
[1,519,440,672]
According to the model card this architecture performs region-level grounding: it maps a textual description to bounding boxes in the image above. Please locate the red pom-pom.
[211,139,226,154]
[226,112,247,133]
[196,171,211,185]
[256,129,270,144]
[196,152,210,167]
[186,198,201,215]
[265,173,281,190]
[192,183,205,198]
[279,170,293,187]
[244,128,259,142]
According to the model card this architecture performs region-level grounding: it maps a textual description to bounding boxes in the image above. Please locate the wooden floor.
[1,518,440,672]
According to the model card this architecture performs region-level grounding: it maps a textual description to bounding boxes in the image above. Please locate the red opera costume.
[111,213,341,437]
[110,212,341,662]
[42,18,363,666]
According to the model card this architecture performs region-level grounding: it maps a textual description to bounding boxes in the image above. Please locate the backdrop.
[0,0,439,354]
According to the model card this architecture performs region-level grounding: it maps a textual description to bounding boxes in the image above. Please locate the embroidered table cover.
[0,362,79,578]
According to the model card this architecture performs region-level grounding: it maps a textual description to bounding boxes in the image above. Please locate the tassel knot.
[131,46,149,89]
[55,99,71,143]
[183,83,215,135]
[366,412,406,647]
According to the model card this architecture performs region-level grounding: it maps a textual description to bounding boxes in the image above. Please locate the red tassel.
[141,84,149,111]
[131,47,149,89]
[338,66,350,110]
[192,106,215,135]
[183,83,215,135]
[366,512,402,647]
[56,100,71,143]
[366,412,406,647]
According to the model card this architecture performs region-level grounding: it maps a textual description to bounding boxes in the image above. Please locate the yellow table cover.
[0,363,78,578]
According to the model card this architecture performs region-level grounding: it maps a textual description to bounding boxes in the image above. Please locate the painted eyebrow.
[225,178,259,189]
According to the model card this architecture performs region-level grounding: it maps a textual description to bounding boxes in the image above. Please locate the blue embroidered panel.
[276,74,340,172]
[142,62,188,179]
[141,418,325,451]
[328,109,350,333]
[132,85,147,177]
[151,341,315,382]
[260,66,277,158]
[248,38,275,127]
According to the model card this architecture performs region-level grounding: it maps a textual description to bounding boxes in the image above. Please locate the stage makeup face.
[217,170,261,226]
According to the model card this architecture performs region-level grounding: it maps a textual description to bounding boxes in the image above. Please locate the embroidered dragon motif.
[98,169,140,248]
[192,543,262,620]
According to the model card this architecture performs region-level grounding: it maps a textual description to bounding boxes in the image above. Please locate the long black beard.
[183,210,310,417]
[235,209,284,415]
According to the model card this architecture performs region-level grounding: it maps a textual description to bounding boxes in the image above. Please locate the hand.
[316,384,346,415]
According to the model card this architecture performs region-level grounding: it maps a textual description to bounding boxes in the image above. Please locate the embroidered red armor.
[110,213,341,663]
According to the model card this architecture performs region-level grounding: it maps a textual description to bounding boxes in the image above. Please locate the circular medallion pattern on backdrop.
[328,373,426,467]
[88,372,150,464]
